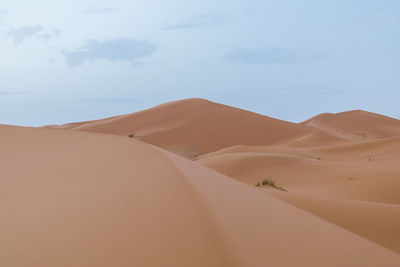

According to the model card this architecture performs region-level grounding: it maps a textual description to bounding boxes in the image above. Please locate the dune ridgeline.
[2,98,400,266]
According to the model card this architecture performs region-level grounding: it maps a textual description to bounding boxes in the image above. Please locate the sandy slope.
[47,98,312,158]
[266,189,400,254]
[3,99,400,265]
[1,125,400,266]
[302,110,400,140]
[188,105,400,257]
[47,100,400,155]
[197,138,400,203]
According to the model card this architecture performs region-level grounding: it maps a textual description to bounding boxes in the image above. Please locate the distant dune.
[48,98,313,158]
[302,110,400,140]
[3,98,400,266]
[198,137,400,203]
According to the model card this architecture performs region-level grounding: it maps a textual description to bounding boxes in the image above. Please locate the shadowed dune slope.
[302,110,400,140]
[47,98,313,157]
[266,189,400,254]
[160,149,400,264]
[287,129,351,147]
[197,137,400,204]
[1,125,400,266]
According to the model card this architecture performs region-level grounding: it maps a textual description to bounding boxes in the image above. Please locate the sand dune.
[197,138,400,203]
[3,99,400,265]
[302,110,400,140]
[311,136,400,160]
[48,100,400,156]
[288,129,351,147]
[266,189,400,254]
[48,98,313,158]
[1,125,400,266]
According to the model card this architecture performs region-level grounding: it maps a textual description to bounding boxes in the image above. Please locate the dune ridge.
[2,98,400,265]
[266,189,400,253]
[302,110,400,140]
[2,126,400,266]
[47,98,313,157]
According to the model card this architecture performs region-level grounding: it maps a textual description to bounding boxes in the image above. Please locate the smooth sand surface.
[266,189,400,253]
[49,98,312,158]
[1,125,400,266]
[3,98,400,266]
[197,138,400,203]
[302,110,400,140]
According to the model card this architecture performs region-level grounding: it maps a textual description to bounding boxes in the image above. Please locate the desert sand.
[2,98,400,266]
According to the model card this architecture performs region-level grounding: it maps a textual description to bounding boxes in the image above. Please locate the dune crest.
[3,98,400,265]
[302,110,400,140]
[1,125,400,266]
[47,98,313,157]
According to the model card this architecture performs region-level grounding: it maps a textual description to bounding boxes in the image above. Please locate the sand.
[2,98,400,266]
[49,98,313,158]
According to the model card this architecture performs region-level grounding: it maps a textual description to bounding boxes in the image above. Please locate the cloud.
[38,29,61,41]
[83,6,118,14]
[62,38,157,68]
[222,48,306,64]
[7,24,61,44]
[163,14,223,30]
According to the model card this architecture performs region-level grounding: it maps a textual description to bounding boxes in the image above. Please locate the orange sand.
[2,98,399,266]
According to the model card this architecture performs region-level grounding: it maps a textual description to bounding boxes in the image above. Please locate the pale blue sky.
[0,0,399,126]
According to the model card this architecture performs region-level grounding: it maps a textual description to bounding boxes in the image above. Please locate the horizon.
[2,97,399,128]
[1,0,399,126]
[1,2,400,263]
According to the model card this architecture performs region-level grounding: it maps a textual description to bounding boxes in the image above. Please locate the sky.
[0,0,399,126]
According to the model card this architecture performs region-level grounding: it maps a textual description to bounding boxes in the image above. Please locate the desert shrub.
[262,179,275,186]
[256,179,287,192]
[128,133,135,138]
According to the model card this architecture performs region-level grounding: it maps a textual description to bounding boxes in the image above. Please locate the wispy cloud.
[83,6,118,15]
[62,38,157,68]
[7,24,61,44]
[222,48,310,64]
[163,14,223,30]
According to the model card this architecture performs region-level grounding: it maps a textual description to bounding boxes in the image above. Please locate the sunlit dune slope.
[197,136,400,204]
[1,125,400,266]
[302,110,400,140]
[48,98,313,157]
[266,189,400,254]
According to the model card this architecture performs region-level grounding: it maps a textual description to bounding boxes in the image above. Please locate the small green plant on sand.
[128,133,135,138]
[262,179,275,186]
[255,179,287,192]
